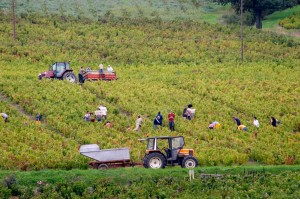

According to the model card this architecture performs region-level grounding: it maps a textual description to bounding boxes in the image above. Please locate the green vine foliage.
[0,13,299,170]
[279,11,300,29]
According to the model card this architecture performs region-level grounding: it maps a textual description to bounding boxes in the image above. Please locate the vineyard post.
[240,0,244,62]
[189,169,195,182]
[12,0,17,40]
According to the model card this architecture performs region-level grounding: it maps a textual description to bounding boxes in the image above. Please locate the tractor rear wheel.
[144,153,166,169]
[181,156,198,168]
[63,72,77,83]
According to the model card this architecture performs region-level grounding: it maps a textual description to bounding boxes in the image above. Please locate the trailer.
[79,144,139,169]
[83,70,117,81]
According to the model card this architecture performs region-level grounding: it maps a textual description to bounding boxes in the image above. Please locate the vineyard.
[0,7,300,172]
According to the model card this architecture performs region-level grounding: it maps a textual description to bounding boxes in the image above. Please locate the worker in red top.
[168,111,175,131]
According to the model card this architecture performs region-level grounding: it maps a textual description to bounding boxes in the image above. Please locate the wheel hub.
[149,157,162,168]
[65,75,76,83]
[185,160,195,168]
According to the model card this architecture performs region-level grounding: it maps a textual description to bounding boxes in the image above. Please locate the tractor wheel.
[63,72,77,83]
[144,153,166,169]
[181,156,198,169]
[98,164,108,170]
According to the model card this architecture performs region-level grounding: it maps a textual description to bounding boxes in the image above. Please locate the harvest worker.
[86,66,91,72]
[253,116,259,128]
[208,122,215,129]
[270,117,277,127]
[238,124,247,131]
[233,117,241,126]
[1,113,8,123]
[107,65,114,72]
[78,67,85,84]
[186,104,196,120]
[98,105,107,120]
[35,113,42,124]
[156,112,163,126]
[79,67,85,74]
[208,121,220,129]
[134,115,142,131]
[95,108,102,122]
[99,63,104,73]
[83,111,90,122]
[153,115,161,130]
[168,111,175,131]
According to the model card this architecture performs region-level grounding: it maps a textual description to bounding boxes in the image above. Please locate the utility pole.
[12,0,16,40]
[240,0,244,62]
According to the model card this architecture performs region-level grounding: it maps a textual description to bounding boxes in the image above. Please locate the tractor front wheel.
[144,153,166,169]
[63,72,77,83]
[181,156,198,168]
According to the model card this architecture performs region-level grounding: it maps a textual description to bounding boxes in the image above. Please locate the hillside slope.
[0,13,299,170]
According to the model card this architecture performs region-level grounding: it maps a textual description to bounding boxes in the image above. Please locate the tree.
[212,0,300,29]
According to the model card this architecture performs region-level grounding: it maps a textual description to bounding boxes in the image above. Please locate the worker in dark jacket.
[233,117,241,126]
[35,113,42,124]
[153,116,161,130]
[78,67,85,84]
[156,112,163,126]
[270,117,277,127]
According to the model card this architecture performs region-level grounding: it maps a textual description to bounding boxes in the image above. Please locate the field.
[0,166,300,198]
[0,2,300,198]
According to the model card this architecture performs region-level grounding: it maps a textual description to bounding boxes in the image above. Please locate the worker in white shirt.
[98,105,108,120]
[107,65,114,72]
[1,113,8,123]
[253,116,259,128]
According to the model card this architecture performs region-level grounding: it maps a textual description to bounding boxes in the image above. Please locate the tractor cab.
[39,62,77,83]
[50,62,71,78]
[139,136,198,169]
[146,136,184,160]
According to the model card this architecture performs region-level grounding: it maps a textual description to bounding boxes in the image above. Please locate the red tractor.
[38,62,77,83]
[39,62,117,83]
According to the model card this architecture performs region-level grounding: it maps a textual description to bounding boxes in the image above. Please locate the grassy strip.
[1,165,299,187]
[263,5,300,29]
